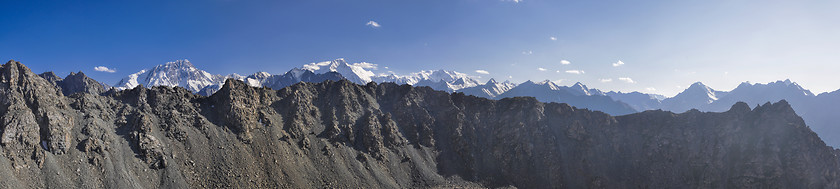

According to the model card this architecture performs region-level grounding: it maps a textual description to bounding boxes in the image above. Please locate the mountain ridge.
[2,59,840,188]
[105,59,840,147]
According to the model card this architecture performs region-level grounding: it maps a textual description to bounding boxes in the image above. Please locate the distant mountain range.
[104,59,840,147]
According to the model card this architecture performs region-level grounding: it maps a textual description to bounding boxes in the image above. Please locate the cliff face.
[1,60,839,188]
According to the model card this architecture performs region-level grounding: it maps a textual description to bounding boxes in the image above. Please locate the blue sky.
[2,0,839,96]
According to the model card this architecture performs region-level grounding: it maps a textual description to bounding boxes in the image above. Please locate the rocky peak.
[38,71,62,84]
[753,99,795,113]
[58,71,107,96]
[0,60,75,156]
[727,101,752,113]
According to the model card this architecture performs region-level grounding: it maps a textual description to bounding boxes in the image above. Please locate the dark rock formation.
[39,71,108,96]
[2,60,839,188]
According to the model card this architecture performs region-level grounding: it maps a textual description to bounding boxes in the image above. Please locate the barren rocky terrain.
[1,60,839,188]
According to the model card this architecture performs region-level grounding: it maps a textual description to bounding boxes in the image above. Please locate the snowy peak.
[681,82,721,101]
[299,59,481,91]
[301,58,376,84]
[516,80,562,91]
[687,81,710,90]
[242,72,272,87]
[534,80,561,90]
[115,58,483,95]
[114,59,227,93]
[570,82,593,96]
[459,78,517,98]
[659,81,726,113]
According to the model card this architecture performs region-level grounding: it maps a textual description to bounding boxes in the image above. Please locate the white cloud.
[537,67,548,71]
[384,66,389,69]
[599,78,613,83]
[565,70,584,74]
[475,70,490,74]
[366,21,381,28]
[505,0,522,3]
[352,62,378,69]
[550,36,557,41]
[618,77,635,83]
[646,87,656,91]
[94,66,116,73]
[560,60,571,65]
[612,60,625,67]
[508,76,513,79]
[522,50,533,55]
[555,70,561,73]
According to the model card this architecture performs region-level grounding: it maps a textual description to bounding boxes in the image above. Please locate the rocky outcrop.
[39,71,108,96]
[1,60,839,188]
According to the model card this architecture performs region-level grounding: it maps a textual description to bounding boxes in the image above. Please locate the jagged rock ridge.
[1,60,839,188]
[39,71,108,96]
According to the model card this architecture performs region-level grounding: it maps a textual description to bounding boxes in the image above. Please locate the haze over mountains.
[4,59,840,188]
[105,59,840,147]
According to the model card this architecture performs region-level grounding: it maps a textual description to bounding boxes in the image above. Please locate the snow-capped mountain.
[114,58,481,95]
[240,72,271,87]
[372,69,480,92]
[458,78,517,99]
[660,82,728,113]
[300,59,480,92]
[114,60,228,93]
[196,68,346,96]
[495,80,637,115]
[568,82,606,96]
[301,59,376,84]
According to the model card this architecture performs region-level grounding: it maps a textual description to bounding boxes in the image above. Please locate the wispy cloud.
[560,60,571,65]
[550,36,557,41]
[612,60,625,67]
[475,70,490,74]
[565,70,584,74]
[537,67,548,71]
[366,21,381,28]
[522,50,533,55]
[618,77,635,83]
[599,78,613,83]
[504,0,522,3]
[646,87,656,91]
[94,66,116,73]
